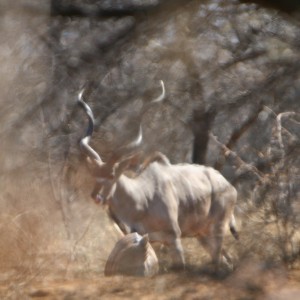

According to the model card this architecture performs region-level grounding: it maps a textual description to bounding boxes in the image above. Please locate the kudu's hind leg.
[199,235,222,270]
[170,237,186,270]
[199,225,231,272]
[163,188,186,270]
[163,233,185,270]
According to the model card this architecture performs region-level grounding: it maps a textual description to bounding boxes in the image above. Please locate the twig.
[40,105,72,239]
[65,209,98,277]
[276,112,297,152]
[209,132,264,182]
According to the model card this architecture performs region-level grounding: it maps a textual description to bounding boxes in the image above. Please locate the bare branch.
[276,112,297,152]
[209,132,264,182]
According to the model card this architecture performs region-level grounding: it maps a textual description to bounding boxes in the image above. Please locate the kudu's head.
[78,81,165,204]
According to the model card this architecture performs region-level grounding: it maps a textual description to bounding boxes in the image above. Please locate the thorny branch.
[209,132,264,182]
[40,105,72,239]
[276,112,297,152]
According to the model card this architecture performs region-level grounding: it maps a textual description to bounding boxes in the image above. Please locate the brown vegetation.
[0,0,299,299]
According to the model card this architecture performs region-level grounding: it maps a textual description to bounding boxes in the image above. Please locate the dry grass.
[0,1,299,299]
[0,179,299,299]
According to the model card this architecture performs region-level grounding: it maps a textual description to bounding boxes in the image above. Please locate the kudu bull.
[78,81,239,270]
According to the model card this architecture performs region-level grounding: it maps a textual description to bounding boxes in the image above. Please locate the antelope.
[77,81,239,271]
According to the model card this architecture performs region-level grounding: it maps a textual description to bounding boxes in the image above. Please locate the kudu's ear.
[113,152,143,178]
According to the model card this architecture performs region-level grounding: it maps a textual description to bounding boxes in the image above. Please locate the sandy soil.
[1,262,300,300]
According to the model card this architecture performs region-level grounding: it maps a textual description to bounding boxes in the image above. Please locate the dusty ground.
[0,206,299,300]
[1,247,300,300]
[1,269,300,300]
[0,2,299,299]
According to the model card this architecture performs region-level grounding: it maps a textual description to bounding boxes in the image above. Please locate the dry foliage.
[0,0,299,299]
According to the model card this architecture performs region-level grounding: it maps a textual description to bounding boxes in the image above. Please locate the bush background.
[0,0,299,298]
